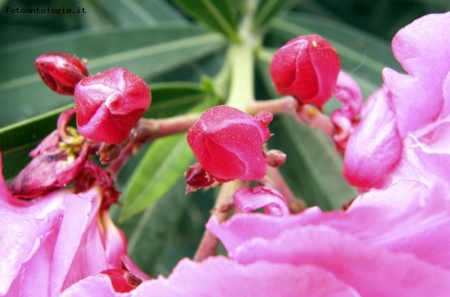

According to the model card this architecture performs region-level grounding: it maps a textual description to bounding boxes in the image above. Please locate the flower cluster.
[36,54,152,144]
[3,9,450,297]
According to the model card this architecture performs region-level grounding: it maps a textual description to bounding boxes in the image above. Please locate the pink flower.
[187,106,272,182]
[343,12,450,189]
[35,52,89,95]
[207,180,450,296]
[0,155,143,297]
[63,179,450,296]
[270,34,340,108]
[74,68,151,144]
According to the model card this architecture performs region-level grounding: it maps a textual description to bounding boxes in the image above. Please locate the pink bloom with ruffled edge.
[63,179,450,296]
[344,12,450,189]
[0,154,146,297]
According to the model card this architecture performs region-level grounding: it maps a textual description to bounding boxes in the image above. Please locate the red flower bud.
[101,269,142,293]
[265,149,287,167]
[35,52,88,95]
[74,68,151,144]
[270,34,340,108]
[187,106,272,181]
[184,163,215,193]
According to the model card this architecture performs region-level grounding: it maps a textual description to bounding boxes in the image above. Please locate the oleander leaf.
[0,25,224,127]
[175,0,239,41]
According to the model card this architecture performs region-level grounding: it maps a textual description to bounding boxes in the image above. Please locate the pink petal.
[139,257,359,297]
[211,180,450,271]
[233,186,289,216]
[391,132,450,189]
[61,274,120,297]
[441,71,450,118]
[233,226,450,297]
[331,71,362,121]
[383,12,450,136]
[343,88,402,188]
[206,207,323,253]
[0,189,66,296]
[0,154,135,296]
[63,258,359,297]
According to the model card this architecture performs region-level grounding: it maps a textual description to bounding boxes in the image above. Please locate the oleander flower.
[63,179,450,296]
[0,155,144,297]
[35,52,88,95]
[343,12,450,189]
[74,68,151,144]
[187,106,272,182]
[270,34,340,108]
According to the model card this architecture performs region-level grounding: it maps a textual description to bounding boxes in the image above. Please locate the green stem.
[225,0,260,110]
[226,44,255,110]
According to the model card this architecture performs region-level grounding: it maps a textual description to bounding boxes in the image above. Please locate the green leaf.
[270,116,357,210]
[146,82,205,119]
[0,25,224,127]
[120,133,193,221]
[95,0,187,26]
[252,0,294,31]
[175,0,239,41]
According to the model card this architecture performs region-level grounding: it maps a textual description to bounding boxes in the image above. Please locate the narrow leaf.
[253,0,294,31]
[120,133,193,221]
[95,0,187,26]
[146,82,205,118]
[175,0,238,41]
[0,26,224,127]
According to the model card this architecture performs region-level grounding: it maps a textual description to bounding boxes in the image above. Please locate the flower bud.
[185,163,215,193]
[74,68,151,144]
[265,149,287,167]
[35,52,88,95]
[270,34,340,108]
[101,269,142,293]
[187,106,272,181]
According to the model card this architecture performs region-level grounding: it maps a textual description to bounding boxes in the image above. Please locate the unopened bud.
[35,52,88,95]
[185,163,215,193]
[101,269,142,293]
[270,34,340,108]
[74,68,151,144]
[265,149,287,167]
[187,106,272,182]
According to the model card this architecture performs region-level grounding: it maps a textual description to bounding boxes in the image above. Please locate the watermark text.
[5,7,86,14]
